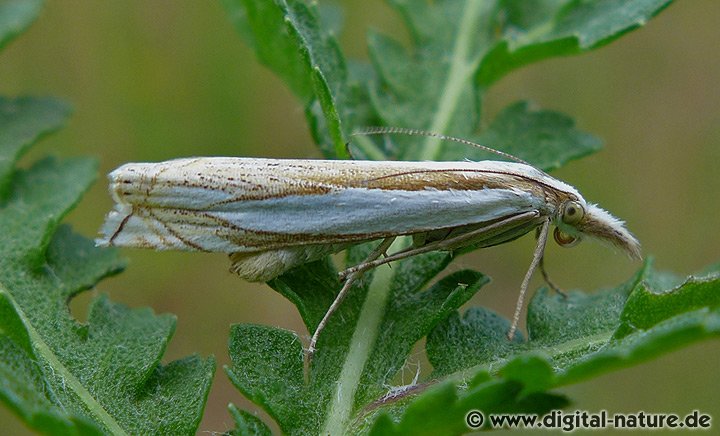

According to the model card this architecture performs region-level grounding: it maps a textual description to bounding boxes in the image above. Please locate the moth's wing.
[98,158,548,253]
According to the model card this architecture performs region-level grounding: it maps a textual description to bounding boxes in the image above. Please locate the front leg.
[308,236,396,359]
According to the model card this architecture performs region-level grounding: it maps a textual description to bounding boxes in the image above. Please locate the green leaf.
[477,0,675,86]
[226,324,307,434]
[0,0,42,51]
[372,261,719,433]
[426,308,523,378]
[230,0,673,164]
[228,0,654,165]
[227,246,489,435]
[366,0,495,161]
[0,113,215,433]
[221,0,314,102]
[222,0,352,157]
[0,97,72,201]
[230,257,720,434]
[615,271,720,339]
[362,0,611,166]
[427,263,646,377]
[440,101,603,170]
[365,365,568,435]
[227,403,272,436]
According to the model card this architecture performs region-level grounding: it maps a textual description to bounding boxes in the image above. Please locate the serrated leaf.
[615,272,720,338]
[231,1,672,165]
[440,101,603,170]
[371,261,719,433]
[227,243,489,434]
[0,112,215,434]
[477,0,674,86]
[221,0,314,102]
[0,97,72,200]
[364,364,568,435]
[428,263,646,376]
[0,0,42,51]
[366,0,494,161]
[362,1,609,167]
[223,0,352,157]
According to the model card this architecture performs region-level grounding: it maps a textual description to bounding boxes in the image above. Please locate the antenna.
[350,126,529,165]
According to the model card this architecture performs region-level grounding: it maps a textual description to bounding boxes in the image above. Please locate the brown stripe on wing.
[203,166,549,207]
[355,168,576,203]
[146,208,208,251]
[135,207,401,251]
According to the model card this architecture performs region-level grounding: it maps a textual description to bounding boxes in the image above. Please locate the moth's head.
[552,199,641,259]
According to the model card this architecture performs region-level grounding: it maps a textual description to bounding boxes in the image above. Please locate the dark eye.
[561,200,585,225]
[554,227,581,247]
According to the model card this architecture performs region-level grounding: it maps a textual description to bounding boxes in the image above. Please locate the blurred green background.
[1,1,719,434]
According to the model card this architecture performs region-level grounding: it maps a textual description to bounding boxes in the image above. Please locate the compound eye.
[554,227,580,247]
[561,200,585,225]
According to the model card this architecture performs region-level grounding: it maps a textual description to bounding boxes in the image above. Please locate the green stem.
[419,0,494,161]
[321,240,401,435]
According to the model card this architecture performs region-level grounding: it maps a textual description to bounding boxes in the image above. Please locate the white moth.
[97,151,640,354]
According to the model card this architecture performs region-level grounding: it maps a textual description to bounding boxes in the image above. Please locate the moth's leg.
[507,218,551,341]
[338,244,414,281]
[308,236,396,358]
[534,226,566,298]
[539,254,567,298]
[339,211,540,280]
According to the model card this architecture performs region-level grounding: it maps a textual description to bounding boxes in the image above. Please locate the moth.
[97,136,640,354]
